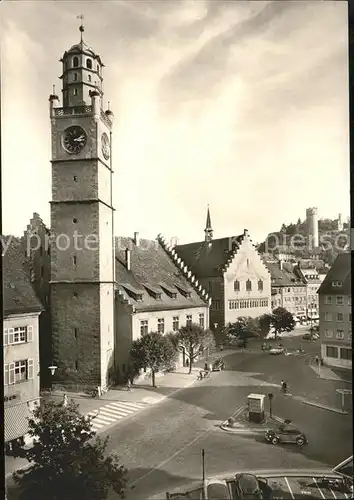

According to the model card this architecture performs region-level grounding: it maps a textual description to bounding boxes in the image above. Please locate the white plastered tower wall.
[306,207,319,249]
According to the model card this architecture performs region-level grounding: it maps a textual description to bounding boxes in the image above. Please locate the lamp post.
[268,393,274,419]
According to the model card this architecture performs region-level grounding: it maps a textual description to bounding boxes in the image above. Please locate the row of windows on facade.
[4,359,35,385]
[140,314,205,335]
[324,312,352,322]
[4,326,33,346]
[325,345,352,360]
[324,329,351,340]
[65,56,99,72]
[232,279,264,292]
[228,299,269,310]
[273,287,307,294]
[64,72,93,85]
[324,295,351,306]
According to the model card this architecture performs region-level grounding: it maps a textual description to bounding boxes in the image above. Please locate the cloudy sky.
[1,1,349,244]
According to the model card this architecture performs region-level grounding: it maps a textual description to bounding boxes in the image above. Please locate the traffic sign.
[336,388,352,395]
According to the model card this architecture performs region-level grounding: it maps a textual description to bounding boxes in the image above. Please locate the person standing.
[62,393,68,407]
[315,355,319,365]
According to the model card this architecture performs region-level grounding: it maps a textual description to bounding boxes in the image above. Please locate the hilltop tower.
[49,21,115,390]
[306,207,319,249]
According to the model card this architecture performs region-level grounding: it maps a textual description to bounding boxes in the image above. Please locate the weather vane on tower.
[77,14,84,42]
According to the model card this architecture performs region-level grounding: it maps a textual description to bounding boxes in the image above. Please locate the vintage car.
[212,358,225,371]
[302,332,319,341]
[265,424,308,446]
[233,473,269,499]
[269,347,285,355]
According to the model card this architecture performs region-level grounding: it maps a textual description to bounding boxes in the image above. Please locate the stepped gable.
[3,235,43,315]
[115,235,209,312]
[318,253,351,295]
[175,235,244,278]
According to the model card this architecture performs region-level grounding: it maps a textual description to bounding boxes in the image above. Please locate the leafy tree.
[130,331,177,387]
[257,313,273,341]
[173,323,215,374]
[271,307,295,339]
[12,400,127,500]
[225,316,260,346]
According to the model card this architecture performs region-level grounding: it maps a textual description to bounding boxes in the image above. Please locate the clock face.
[101,132,110,160]
[62,126,87,154]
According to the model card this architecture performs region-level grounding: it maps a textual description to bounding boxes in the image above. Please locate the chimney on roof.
[133,232,140,246]
[244,229,249,237]
[125,248,131,271]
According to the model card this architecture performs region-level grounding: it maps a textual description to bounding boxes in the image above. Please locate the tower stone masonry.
[49,24,115,389]
[306,207,319,249]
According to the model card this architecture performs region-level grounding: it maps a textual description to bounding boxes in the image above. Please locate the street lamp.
[48,365,57,376]
[268,393,274,419]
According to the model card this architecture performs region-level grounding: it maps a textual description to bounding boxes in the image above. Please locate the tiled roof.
[4,402,33,442]
[317,253,351,295]
[5,401,32,441]
[175,235,244,277]
[264,261,304,287]
[115,236,209,312]
[3,236,43,316]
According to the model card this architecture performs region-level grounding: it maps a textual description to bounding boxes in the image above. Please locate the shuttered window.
[27,326,33,342]
[4,329,8,346]
[8,328,14,345]
[9,362,15,384]
[4,364,9,385]
[27,359,34,379]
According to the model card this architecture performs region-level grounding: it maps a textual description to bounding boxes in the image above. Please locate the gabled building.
[294,264,321,322]
[174,208,271,339]
[115,234,210,379]
[264,260,307,321]
[23,213,52,389]
[318,253,351,369]
[3,236,43,451]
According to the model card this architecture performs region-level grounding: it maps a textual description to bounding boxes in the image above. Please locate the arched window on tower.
[88,74,91,82]
[73,56,79,67]
[86,58,92,69]
[74,73,78,81]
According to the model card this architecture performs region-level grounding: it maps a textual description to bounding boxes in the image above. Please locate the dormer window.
[175,285,192,298]
[73,56,79,67]
[86,58,92,69]
[136,294,143,302]
[155,293,162,300]
[332,281,343,287]
[143,284,162,300]
[246,279,252,291]
[234,280,240,292]
[258,279,263,291]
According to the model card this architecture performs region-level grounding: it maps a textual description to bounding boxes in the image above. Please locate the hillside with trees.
[258,216,349,266]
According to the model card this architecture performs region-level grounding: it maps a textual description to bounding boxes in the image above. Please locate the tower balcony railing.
[54,105,93,117]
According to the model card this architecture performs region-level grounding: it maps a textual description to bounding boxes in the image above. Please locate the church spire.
[204,205,213,243]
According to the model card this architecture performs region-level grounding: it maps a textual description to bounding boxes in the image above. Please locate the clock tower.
[49,22,115,390]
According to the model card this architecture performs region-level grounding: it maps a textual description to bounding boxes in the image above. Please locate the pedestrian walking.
[320,356,324,366]
[315,355,319,365]
[204,362,208,371]
[127,379,131,391]
[62,393,68,407]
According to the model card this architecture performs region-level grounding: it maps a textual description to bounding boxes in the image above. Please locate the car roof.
[236,473,259,490]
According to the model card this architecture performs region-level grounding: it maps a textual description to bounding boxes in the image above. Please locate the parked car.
[233,473,268,499]
[302,332,318,341]
[269,347,285,355]
[212,358,225,371]
[310,325,319,333]
[265,424,308,446]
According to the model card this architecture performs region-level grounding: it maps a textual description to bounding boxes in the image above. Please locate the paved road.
[6,338,352,500]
